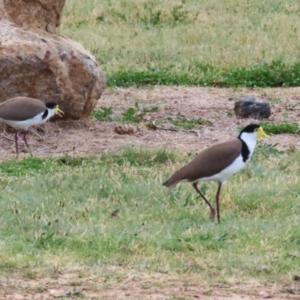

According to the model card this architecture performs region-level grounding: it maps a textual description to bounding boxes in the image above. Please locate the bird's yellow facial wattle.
[55,105,64,117]
[256,126,269,139]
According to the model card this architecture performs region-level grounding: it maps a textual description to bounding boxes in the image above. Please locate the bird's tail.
[162,169,184,187]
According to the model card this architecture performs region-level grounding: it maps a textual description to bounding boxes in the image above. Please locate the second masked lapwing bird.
[163,124,269,223]
[0,97,64,156]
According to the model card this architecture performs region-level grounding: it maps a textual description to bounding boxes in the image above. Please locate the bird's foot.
[210,208,216,220]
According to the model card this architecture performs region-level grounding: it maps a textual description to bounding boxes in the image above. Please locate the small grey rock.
[234,96,271,119]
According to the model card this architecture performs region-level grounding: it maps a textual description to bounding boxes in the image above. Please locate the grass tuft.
[91,107,113,121]
[101,147,177,166]
[56,154,90,167]
[167,117,212,129]
[0,157,50,176]
[259,121,300,135]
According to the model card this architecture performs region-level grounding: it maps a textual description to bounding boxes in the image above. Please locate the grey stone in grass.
[234,96,271,119]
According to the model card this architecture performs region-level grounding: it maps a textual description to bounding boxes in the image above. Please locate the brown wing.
[163,138,242,187]
[0,97,46,121]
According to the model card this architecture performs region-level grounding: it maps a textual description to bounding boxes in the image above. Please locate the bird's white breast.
[0,112,46,130]
[199,154,247,183]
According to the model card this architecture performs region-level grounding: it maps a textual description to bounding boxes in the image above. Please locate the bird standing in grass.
[163,124,269,223]
[0,97,64,156]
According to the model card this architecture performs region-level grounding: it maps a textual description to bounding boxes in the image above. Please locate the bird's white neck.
[239,131,257,158]
[45,108,56,121]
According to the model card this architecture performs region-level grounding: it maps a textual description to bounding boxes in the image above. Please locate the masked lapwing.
[163,124,269,223]
[0,97,64,156]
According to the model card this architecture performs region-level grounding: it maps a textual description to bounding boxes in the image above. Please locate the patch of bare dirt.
[1,86,300,160]
[0,269,299,300]
[1,87,300,299]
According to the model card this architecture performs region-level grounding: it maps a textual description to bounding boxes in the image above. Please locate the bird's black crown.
[242,124,260,132]
[239,124,260,135]
[45,102,58,109]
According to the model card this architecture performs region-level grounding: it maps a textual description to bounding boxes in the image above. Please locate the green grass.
[91,106,113,121]
[121,101,159,123]
[147,116,213,130]
[238,122,300,135]
[259,121,300,135]
[91,102,159,123]
[59,0,300,87]
[167,117,212,129]
[1,146,300,289]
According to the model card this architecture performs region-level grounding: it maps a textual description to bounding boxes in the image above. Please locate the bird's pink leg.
[192,182,216,220]
[22,130,33,157]
[14,130,19,156]
[215,182,222,224]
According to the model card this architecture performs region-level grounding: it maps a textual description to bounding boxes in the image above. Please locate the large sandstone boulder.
[0,0,66,34]
[0,0,106,119]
